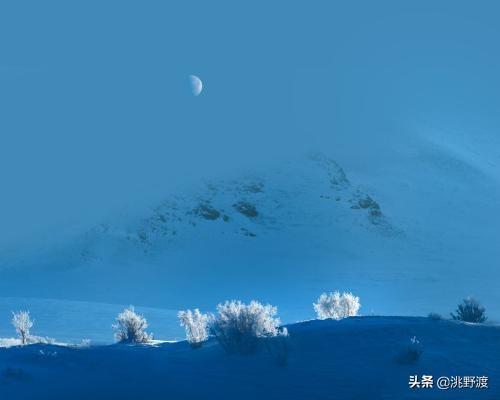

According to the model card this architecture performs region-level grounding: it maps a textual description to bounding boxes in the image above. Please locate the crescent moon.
[189,75,203,96]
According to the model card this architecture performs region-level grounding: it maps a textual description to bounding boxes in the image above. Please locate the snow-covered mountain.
[0,129,499,330]
[76,152,401,260]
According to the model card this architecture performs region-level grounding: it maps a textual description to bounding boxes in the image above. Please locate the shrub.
[313,291,361,320]
[451,297,487,323]
[113,306,152,343]
[428,312,443,321]
[209,300,288,354]
[11,311,33,345]
[397,336,423,364]
[178,309,210,348]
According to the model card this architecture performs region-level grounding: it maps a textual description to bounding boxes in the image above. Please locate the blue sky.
[1,1,500,245]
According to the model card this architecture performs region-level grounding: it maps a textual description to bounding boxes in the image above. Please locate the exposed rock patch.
[194,202,221,220]
[233,201,259,218]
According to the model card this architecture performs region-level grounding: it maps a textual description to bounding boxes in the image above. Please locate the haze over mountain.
[1,129,498,336]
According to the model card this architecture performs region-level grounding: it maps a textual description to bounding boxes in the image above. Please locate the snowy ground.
[0,317,498,400]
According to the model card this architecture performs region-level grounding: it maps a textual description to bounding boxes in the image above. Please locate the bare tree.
[12,311,34,345]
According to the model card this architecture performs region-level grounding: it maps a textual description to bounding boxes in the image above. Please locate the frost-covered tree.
[178,309,210,348]
[113,306,152,343]
[340,292,361,317]
[209,300,288,354]
[314,291,342,319]
[12,311,34,345]
[451,297,487,323]
[313,291,361,320]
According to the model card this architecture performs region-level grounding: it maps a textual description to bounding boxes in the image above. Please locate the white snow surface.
[0,317,498,399]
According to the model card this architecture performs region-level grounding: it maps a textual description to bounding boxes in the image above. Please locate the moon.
[189,74,203,96]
